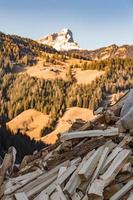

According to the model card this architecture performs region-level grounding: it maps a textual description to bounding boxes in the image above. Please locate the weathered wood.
[14,192,28,200]
[57,165,77,185]
[78,146,104,181]
[71,157,81,166]
[33,191,49,200]
[61,128,118,141]
[9,169,42,183]
[63,150,95,196]
[56,184,67,200]
[120,89,133,117]
[0,147,16,187]
[88,179,105,200]
[26,174,57,198]
[90,147,110,183]
[47,137,107,168]
[109,90,129,116]
[120,107,133,131]
[100,147,123,174]
[100,149,131,184]
[57,167,67,178]
[50,191,59,200]
[6,161,69,196]
[117,135,133,148]
[110,179,133,200]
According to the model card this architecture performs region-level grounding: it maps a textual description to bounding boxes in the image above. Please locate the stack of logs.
[0,90,132,200]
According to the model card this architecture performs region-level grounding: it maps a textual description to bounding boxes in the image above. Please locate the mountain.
[37,28,81,51]
[66,44,133,60]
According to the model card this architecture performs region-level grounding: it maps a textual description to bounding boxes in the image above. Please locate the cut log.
[120,107,133,131]
[71,157,81,166]
[57,167,67,178]
[63,150,95,196]
[50,191,59,200]
[117,135,133,148]
[33,191,49,200]
[110,179,133,200]
[120,89,133,117]
[100,149,131,184]
[78,146,104,181]
[88,179,105,200]
[14,192,28,200]
[57,165,77,186]
[26,174,57,198]
[90,147,110,183]
[61,128,118,141]
[10,161,69,196]
[0,146,16,187]
[56,184,67,200]
[100,147,123,174]
[47,137,107,168]
[9,169,42,183]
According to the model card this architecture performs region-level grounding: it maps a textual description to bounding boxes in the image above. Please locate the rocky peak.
[38,28,81,51]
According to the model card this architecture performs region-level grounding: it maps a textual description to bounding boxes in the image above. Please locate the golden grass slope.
[42,107,96,144]
[6,109,49,140]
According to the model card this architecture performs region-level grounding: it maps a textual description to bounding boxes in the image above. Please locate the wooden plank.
[47,137,107,168]
[9,160,69,196]
[4,179,31,195]
[56,184,67,200]
[88,179,105,200]
[9,169,42,183]
[35,166,76,198]
[70,157,81,166]
[78,146,104,181]
[14,192,28,200]
[110,179,133,200]
[33,191,49,200]
[57,167,67,178]
[90,147,110,183]
[50,191,59,200]
[61,128,118,141]
[41,181,56,196]
[63,150,95,196]
[57,165,77,185]
[100,147,123,174]
[26,174,57,198]
[0,147,16,187]
[117,135,133,148]
[100,149,131,184]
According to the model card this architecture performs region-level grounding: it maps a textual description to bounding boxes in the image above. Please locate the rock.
[37,28,81,51]
[120,89,133,117]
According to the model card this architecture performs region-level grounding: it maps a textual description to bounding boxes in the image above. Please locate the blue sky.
[0,0,132,49]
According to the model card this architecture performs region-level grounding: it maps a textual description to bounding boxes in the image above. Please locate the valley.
[0,1,133,199]
[0,30,133,147]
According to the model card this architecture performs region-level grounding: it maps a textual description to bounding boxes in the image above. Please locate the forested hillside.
[0,31,56,75]
[0,126,46,163]
[0,32,133,137]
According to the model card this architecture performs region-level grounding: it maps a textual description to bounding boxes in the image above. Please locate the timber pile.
[0,90,133,200]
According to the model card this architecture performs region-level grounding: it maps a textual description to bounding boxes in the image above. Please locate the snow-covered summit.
[37,28,81,51]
